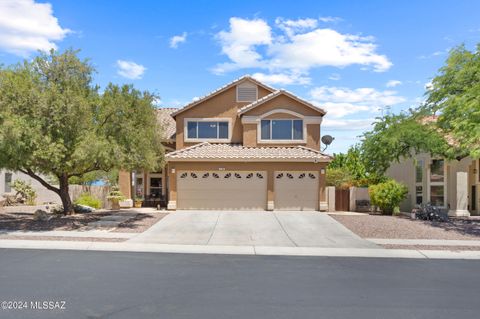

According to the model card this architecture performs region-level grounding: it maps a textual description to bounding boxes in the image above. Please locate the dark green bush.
[369,180,408,215]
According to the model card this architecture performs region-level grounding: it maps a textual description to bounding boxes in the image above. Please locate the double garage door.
[177,171,319,211]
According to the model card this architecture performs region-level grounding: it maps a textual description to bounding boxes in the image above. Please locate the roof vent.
[237,81,258,102]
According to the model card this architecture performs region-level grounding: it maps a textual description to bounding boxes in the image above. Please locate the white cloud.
[424,80,433,90]
[213,17,392,80]
[322,118,374,130]
[169,32,187,48]
[310,86,405,118]
[116,60,146,80]
[275,18,318,37]
[0,0,70,56]
[268,29,391,72]
[418,48,450,59]
[213,17,272,74]
[386,80,402,87]
[252,72,311,86]
[318,16,342,23]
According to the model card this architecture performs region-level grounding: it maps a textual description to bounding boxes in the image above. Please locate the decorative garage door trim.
[177,171,267,210]
[274,171,319,211]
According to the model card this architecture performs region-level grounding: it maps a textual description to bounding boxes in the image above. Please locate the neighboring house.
[0,170,59,204]
[387,150,479,216]
[118,75,332,211]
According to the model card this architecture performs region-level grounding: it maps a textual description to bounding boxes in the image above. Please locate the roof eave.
[165,157,331,163]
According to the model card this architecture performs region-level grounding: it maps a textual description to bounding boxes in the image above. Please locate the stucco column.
[319,167,328,211]
[267,168,274,210]
[326,186,335,212]
[167,164,177,210]
[449,171,470,217]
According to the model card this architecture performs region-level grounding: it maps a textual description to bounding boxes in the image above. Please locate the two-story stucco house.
[387,155,479,217]
[118,75,332,211]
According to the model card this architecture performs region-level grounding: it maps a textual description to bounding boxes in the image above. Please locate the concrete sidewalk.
[1,239,480,259]
[129,211,378,248]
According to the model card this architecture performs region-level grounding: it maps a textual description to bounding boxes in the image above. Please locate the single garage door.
[177,171,267,210]
[274,171,319,211]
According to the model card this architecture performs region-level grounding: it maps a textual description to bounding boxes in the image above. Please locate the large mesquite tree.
[0,49,164,214]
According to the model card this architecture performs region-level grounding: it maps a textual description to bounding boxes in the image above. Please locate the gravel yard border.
[331,214,480,241]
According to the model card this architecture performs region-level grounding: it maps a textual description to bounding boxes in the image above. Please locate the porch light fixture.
[321,168,325,175]
[171,168,175,174]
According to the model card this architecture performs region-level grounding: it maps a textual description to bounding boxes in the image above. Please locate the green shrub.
[74,193,102,209]
[369,180,408,215]
[326,168,354,189]
[12,180,37,205]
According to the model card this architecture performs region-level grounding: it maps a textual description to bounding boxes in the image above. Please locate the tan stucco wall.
[118,170,131,199]
[174,83,272,149]
[241,94,322,117]
[241,95,323,150]
[167,161,327,209]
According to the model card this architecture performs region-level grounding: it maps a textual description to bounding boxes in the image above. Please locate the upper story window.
[260,119,303,141]
[185,119,230,141]
[236,82,258,102]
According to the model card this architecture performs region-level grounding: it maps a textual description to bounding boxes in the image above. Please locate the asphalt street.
[0,249,479,319]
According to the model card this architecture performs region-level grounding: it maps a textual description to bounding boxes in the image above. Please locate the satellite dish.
[321,135,334,146]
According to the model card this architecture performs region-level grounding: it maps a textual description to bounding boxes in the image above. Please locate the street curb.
[1,240,480,259]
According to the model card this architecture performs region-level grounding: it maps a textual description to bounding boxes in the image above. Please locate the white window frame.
[259,119,306,143]
[184,118,232,143]
[426,159,447,208]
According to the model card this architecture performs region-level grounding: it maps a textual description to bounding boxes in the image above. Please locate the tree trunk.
[58,175,74,215]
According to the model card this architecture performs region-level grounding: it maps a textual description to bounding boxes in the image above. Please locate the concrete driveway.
[130,211,378,248]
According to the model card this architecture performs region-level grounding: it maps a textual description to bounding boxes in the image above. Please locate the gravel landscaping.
[331,214,480,240]
[113,212,168,233]
[0,208,169,234]
[382,244,480,251]
[0,211,112,231]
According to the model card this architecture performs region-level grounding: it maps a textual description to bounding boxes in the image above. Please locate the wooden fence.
[69,185,111,208]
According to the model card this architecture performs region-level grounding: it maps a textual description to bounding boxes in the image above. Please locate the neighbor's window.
[4,172,12,193]
[415,160,424,204]
[430,159,445,206]
[430,159,444,183]
[260,119,303,140]
[187,121,229,139]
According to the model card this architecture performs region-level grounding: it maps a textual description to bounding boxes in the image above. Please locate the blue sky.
[1,0,480,153]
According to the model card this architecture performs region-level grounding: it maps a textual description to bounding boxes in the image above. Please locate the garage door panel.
[177,171,267,210]
[274,171,319,211]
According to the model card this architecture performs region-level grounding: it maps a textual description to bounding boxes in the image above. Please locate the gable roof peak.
[237,89,326,116]
[171,75,276,117]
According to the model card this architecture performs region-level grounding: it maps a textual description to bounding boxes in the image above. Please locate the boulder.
[33,209,50,221]
[74,204,95,214]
